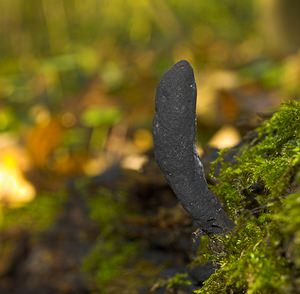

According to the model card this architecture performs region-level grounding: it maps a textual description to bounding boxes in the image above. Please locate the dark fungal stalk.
[153,60,234,234]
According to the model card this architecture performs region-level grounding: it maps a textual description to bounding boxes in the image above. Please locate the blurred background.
[0,0,300,293]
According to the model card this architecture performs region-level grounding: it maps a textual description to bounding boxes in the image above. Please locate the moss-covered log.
[153,61,300,293]
[194,101,300,293]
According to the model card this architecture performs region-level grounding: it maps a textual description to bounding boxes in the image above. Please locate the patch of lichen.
[195,101,300,293]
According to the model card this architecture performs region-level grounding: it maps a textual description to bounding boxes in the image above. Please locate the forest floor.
[0,151,201,294]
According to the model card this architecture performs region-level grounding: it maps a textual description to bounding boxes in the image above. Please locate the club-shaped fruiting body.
[153,60,234,234]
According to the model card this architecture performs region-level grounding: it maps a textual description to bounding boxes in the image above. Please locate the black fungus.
[153,60,234,234]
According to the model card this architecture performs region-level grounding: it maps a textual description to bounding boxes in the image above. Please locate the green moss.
[87,187,126,236]
[195,101,300,294]
[0,190,66,232]
[82,238,137,290]
[82,187,139,291]
[166,273,192,289]
[212,101,300,216]
[274,193,300,268]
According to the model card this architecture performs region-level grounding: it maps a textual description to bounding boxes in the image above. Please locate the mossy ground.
[194,101,300,293]
[81,187,138,290]
[81,187,161,293]
[0,190,67,232]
